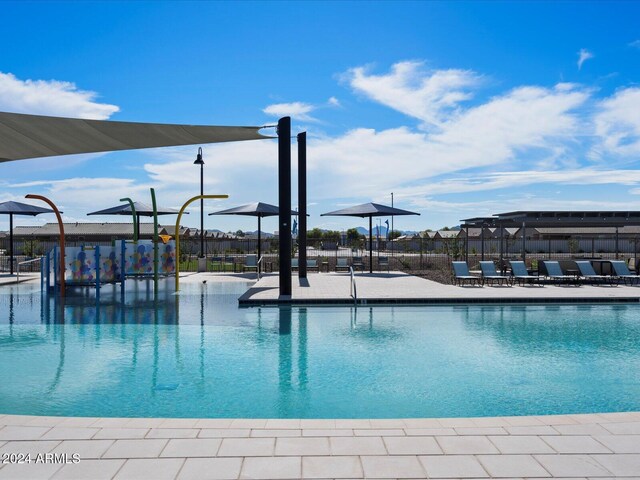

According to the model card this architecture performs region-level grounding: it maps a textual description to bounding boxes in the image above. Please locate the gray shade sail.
[0,111,270,162]
[321,202,420,218]
[0,201,54,216]
[87,202,183,217]
[209,202,299,217]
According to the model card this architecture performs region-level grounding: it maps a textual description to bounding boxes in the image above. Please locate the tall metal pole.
[194,147,205,258]
[9,213,13,275]
[391,192,394,256]
[278,117,292,296]
[298,132,307,279]
[369,216,373,274]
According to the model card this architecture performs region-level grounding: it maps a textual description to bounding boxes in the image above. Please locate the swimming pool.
[1,280,640,418]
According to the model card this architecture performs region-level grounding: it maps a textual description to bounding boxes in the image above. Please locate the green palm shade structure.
[321,202,420,273]
[0,201,55,275]
[209,202,300,265]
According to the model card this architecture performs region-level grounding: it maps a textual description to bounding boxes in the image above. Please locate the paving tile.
[477,454,550,477]
[299,419,336,429]
[0,461,63,479]
[114,458,184,479]
[369,419,407,428]
[534,415,579,426]
[354,428,404,436]
[302,455,362,479]
[157,419,199,429]
[251,429,301,437]
[41,428,99,440]
[25,417,66,427]
[51,439,114,459]
[103,439,168,459]
[553,423,611,436]
[146,428,199,439]
[541,435,612,453]
[178,457,243,480]
[198,428,251,438]
[93,428,149,439]
[597,412,640,423]
[51,459,125,479]
[488,435,555,454]
[56,418,100,428]
[437,418,478,428]
[594,434,640,453]
[503,416,544,426]
[218,437,275,457]
[0,416,38,426]
[89,418,132,428]
[264,419,301,429]
[302,429,353,437]
[403,419,443,429]
[405,428,456,436]
[330,436,387,455]
[601,421,640,435]
[534,454,613,477]
[0,440,61,455]
[383,436,442,455]
[569,414,610,424]
[470,417,512,427]
[419,455,488,478]
[229,419,267,429]
[275,437,330,456]
[240,456,301,479]
[436,435,499,454]
[455,427,507,436]
[193,419,233,429]
[505,425,559,435]
[160,438,222,457]
[335,420,372,429]
[361,455,425,478]
[0,426,51,440]
[124,418,165,429]
[592,454,640,476]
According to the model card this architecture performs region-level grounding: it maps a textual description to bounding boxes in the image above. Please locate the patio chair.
[335,257,350,272]
[479,261,512,286]
[352,256,365,272]
[242,254,258,273]
[575,261,614,285]
[541,260,579,285]
[378,256,390,272]
[291,258,299,271]
[451,261,481,286]
[610,260,640,285]
[509,261,542,286]
[307,258,319,272]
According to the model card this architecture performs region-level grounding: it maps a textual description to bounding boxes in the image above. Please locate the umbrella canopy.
[87,202,181,217]
[321,202,420,273]
[0,201,55,275]
[209,202,300,264]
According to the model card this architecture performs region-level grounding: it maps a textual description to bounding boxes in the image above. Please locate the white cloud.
[592,87,640,158]
[344,61,481,129]
[0,72,119,119]
[629,40,640,49]
[263,101,318,122]
[577,48,594,70]
[328,96,341,107]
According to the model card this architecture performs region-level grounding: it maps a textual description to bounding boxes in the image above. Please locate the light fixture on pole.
[194,147,205,258]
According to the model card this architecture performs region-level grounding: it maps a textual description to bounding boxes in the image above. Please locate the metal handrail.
[349,266,357,305]
[17,257,42,282]
[256,255,263,280]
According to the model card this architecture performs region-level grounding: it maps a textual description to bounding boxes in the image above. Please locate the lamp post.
[194,147,205,258]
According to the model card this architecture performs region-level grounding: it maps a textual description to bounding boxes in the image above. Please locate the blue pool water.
[1,280,640,418]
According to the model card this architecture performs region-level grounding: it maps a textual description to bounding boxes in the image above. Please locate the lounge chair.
[452,261,481,286]
[479,261,512,286]
[575,261,614,285]
[610,260,640,285]
[242,254,258,273]
[541,260,579,285]
[378,256,390,272]
[509,261,542,286]
[352,256,365,272]
[307,258,319,272]
[291,258,299,271]
[335,257,350,272]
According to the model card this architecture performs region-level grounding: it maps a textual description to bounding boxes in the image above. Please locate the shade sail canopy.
[0,111,270,162]
[461,211,640,228]
[321,202,420,218]
[87,202,183,217]
[0,200,54,216]
[209,202,299,217]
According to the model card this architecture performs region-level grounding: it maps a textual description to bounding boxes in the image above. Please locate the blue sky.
[1,1,640,233]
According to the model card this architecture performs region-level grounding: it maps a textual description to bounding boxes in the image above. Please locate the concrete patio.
[0,412,639,479]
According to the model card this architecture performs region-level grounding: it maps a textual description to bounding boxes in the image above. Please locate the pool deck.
[0,412,639,479]
[237,271,640,306]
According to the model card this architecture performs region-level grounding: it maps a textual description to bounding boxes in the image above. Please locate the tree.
[346,228,362,247]
[235,229,245,238]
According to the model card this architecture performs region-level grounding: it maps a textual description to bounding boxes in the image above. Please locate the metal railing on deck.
[349,266,357,305]
[17,257,42,282]
[257,256,263,280]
